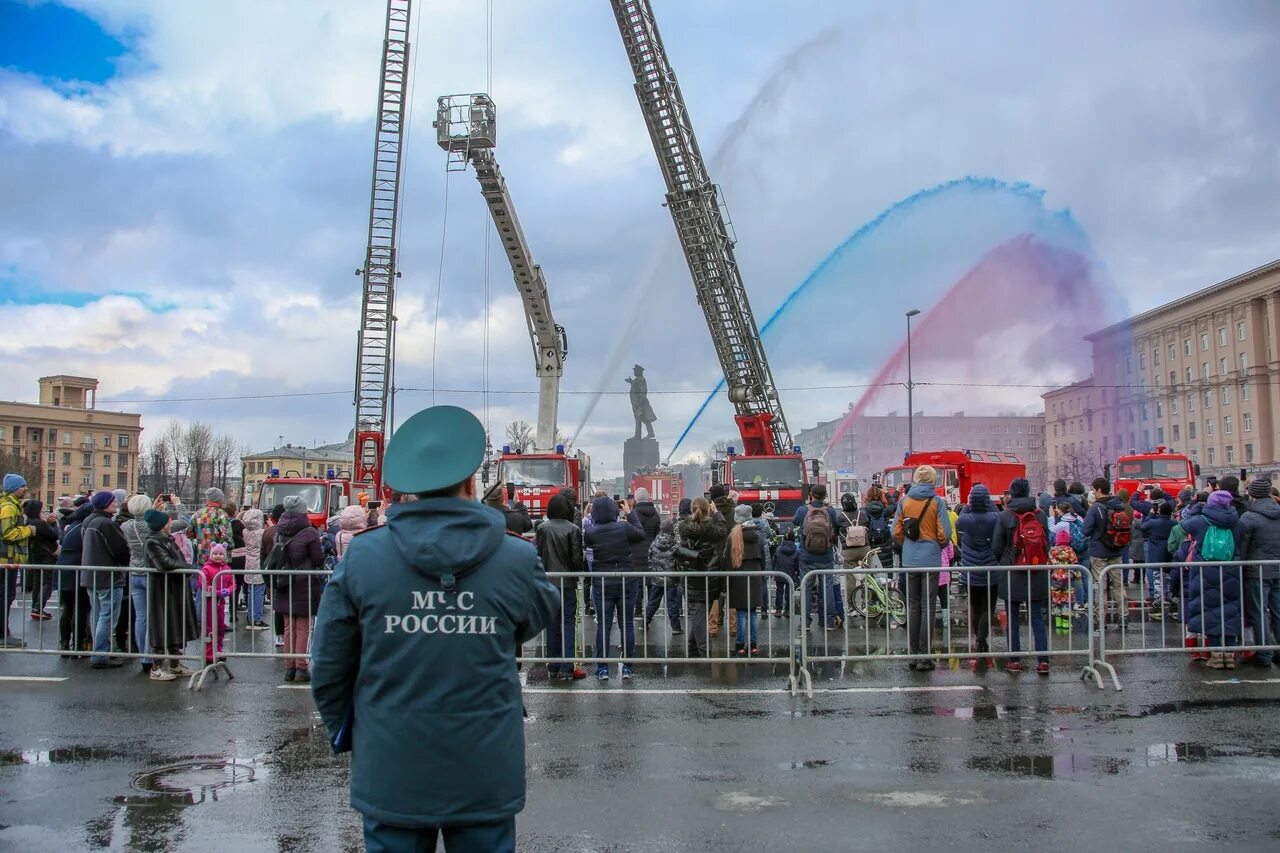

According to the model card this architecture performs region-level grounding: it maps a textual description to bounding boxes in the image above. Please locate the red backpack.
[1101,508,1132,550]
[1012,510,1048,566]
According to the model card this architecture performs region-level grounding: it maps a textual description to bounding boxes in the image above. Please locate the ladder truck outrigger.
[434,94,590,517]
[610,0,810,520]
[257,0,412,526]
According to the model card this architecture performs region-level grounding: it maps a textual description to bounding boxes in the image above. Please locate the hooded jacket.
[858,499,894,557]
[310,497,559,828]
[955,484,999,586]
[55,503,93,591]
[628,501,662,571]
[535,517,585,575]
[1181,500,1243,640]
[583,496,645,596]
[675,513,728,601]
[1139,513,1176,566]
[990,495,1051,602]
[1053,489,1086,517]
[242,509,265,581]
[335,504,369,559]
[892,483,951,568]
[648,525,678,578]
[23,500,59,566]
[0,491,34,564]
[271,511,325,616]
[1082,495,1127,558]
[728,522,764,609]
[1235,498,1280,580]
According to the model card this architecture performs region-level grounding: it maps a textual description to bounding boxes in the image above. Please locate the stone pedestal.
[623,437,660,481]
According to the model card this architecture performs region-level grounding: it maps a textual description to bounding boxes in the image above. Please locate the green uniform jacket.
[310,496,560,828]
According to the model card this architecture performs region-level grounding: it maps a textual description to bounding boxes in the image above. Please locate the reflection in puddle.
[0,745,130,765]
[968,753,1129,778]
[132,759,258,797]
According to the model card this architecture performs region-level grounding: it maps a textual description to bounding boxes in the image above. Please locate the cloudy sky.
[1,0,1277,478]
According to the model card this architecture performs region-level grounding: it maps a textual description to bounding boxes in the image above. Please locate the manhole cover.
[132,760,255,796]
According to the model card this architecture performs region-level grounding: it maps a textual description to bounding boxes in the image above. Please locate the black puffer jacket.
[583,496,645,596]
[1237,498,1280,580]
[23,501,59,566]
[629,502,662,570]
[728,524,763,609]
[676,515,728,602]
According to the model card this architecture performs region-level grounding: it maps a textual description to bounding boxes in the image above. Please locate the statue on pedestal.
[626,365,657,440]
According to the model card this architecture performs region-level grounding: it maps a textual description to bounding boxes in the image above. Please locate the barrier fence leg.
[189,585,235,691]
[1087,565,1121,691]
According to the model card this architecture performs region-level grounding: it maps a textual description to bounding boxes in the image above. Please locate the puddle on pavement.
[132,759,259,797]
[0,745,131,766]
[967,753,1129,778]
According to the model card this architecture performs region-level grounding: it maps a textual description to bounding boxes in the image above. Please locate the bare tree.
[159,421,187,498]
[3,448,42,496]
[212,434,240,495]
[183,422,215,502]
[504,420,535,455]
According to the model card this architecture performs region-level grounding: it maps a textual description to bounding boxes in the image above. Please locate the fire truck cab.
[256,469,358,529]
[715,446,809,523]
[881,449,1027,507]
[496,446,590,520]
[1111,446,1198,499]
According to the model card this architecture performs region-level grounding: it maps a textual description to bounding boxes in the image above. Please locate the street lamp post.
[906,309,921,454]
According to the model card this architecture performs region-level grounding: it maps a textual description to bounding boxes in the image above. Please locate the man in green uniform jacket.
[311,405,561,852]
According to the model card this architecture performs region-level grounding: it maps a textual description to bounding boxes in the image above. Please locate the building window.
[1157,426,1165,444]
[1218,327,1227,347]
[1101,412,1108,427]
[1173,424,1181,442]
[1152,349,1160,367]
[1190,448,1199,460]
[1244,412,1253,432]
[47,450,55,464]
[117,435,129,449]
[1168,343,1176,362]
[1200,333,1209,351]
[1202,362,1210,381]
[1189,422,1197,440]
[1208,446,1216,465]
[1222,386,1231,405]
[1139,353,1146,371]
[82,452,91,466]
[1204,390,1212,408]
[1206,418,1214,438]
[1171,398,1179,415]
[1156,401,1164,418]
[62,431,70,445]
[62,452,70,465]
[1238,321,1246,341]
[61,472,69,486]
[117,453,128,468]
[1185,367,1193,383]
[1242,383,1250,401]
[1240,352,1248,373]
[102,454,111,467]
[1246,443,1254,463]
[1226,445,1235,464]
[1126,356,1133,374]
[116,472,126,488]
[102,434,111,448]
[1184,338,1192,357]
[83,432,92,445]
[1169,371,1177,386]
[1225,415,1233,435]
[1219,357,1228,375]
[101,474,110,488]
[1142,404,1149,421]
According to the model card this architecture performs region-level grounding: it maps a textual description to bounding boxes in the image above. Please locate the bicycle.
[845,552,907,628]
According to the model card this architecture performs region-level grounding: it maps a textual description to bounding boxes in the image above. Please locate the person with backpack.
[956,483,1000,670]
[860,484,895,569]
[991,477,1052,674]
[645,518,683,635]
[1236,478,1280,667]
[792,485,846,631]
[891,466,952,669]
[839,493,870,568]
[1051,479,1086,517]
[1082,477,1131,630]
[676,497,728,657]
[269,494,325,683]
[1140,502,1176,617]
[1180,489,1244,669]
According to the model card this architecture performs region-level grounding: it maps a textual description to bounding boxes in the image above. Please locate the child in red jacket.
[199,544,235,662]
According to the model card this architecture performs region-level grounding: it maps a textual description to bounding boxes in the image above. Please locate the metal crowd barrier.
[797,563,1105,697]
[522,571,802,694]
[1092,559,1280,691]
[0,563,205,680]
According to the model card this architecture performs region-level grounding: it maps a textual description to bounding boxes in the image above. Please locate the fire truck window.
[945,469,959,490]
[330,485,343,512]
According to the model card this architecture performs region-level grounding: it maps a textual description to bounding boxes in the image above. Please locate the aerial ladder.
[609,0,809,516]
[434,94,589,516]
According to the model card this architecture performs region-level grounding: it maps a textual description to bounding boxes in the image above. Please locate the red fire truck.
[881,450,1027,506]
[256,472,362,529]
[496,447,591,520]
[1111,446,1198,499]
[630,470,684,517]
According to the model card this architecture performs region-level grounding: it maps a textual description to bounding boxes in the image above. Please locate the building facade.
[0,376,143,507]
[1045,259,1280,484]
[240,439,354,508]
[796,408,1048,490]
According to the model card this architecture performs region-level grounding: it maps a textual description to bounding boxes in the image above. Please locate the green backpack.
[1199,525,1235,562]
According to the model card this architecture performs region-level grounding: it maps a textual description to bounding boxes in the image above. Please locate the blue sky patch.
[0,0,128,84]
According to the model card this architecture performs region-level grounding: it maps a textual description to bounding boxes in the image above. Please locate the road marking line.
[1202,678,1280,685]
[277,684,311,690]
[522,685,985,695]
[0,675,67,683]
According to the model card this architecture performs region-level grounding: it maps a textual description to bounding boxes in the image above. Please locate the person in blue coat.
[1180,489,1243,669]
[1139,501,1175,611]
[583,494,646,680]
[310,405,560,851]
[955,483,1000,664]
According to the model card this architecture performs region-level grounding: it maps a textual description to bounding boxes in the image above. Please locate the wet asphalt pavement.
[3,632,1280,852]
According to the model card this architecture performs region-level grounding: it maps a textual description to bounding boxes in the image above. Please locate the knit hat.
[708,484,728,501]
[1249,478,1273,500]
[482,480,506,508]
[1207,490,1233,509]
[206,487,225,504]
[1055,527,1071,546]
[126,494,152,518]
[143,509,170,532]
[1009,478,1031,499]
[90,491,116,511]
[112,489,128,506]
[210,543,228,560]
[734,503,753,523]
[2,473,26,493]
[58,495,75,510]
[282,495,308,515]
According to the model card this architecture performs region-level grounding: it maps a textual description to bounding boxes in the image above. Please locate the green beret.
[383,405,486,494]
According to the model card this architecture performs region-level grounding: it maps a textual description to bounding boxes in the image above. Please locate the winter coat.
[142,529,201,652]
[0,492,34,564]
[583,496,645,598]
[1236,498,1280,581]
[271,511,326,616]
[242,509,264,583]
[188,503,231,567]
[792,502,845,570]
[1139,515,1175,567]
[728,524,764,609]
[1082,496,1127,559]
[502,505,533,537]
[628,502,662,571]
[860,500,894,560]
[774,540,800,581]
[121,517,151,571]
[955,505,999,586]
[990,496,1051,603]
[1052,490,1086,517]
[55,504,93,591]
[1181,502,1243,641]
[675,514,728,602]
[79,509,129,591]
[335,505,369,559]
[750,517,775,573]
[535,518,585,575]
[647,530,678,580]
[310,496,559,828]
[23,503,59,567]
[892,484,951,568]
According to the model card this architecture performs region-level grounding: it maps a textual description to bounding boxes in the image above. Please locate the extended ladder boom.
[435,95,566,452]
[354,0,411,494]
[610,0,792,456]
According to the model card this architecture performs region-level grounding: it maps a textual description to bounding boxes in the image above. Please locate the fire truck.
[610,0,809,520]
[1110,446,1198,499]
[881,450,1026,506]
[256,470,358,529]
[630,469,685,517]
[435,95,589,517]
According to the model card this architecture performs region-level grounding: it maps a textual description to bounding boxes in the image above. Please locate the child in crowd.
[773,529,799,617]
[1048,528,1077,633]
[198,544,235,662]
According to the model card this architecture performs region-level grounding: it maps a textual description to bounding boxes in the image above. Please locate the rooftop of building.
[243,435,354,462]
[0,398,141,419]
